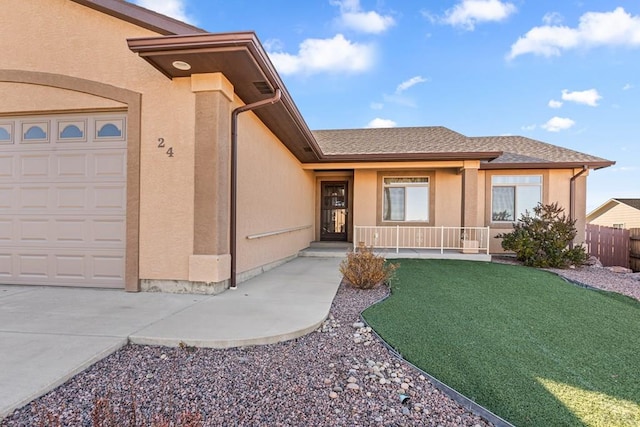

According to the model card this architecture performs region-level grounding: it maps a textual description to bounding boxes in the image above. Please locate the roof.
[71,0,206,35]
[615,199,640,210]
[312,127,501,161]
[313,128,614,168]
[68,0,615,169]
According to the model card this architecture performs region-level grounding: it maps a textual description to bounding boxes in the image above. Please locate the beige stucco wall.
[350,167,463,227]
[2,0,199,284]
[235,110,315,273]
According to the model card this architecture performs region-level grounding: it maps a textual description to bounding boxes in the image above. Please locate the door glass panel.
[321,182,348,241]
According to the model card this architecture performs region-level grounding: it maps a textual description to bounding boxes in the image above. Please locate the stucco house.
[1,0,614,292]
[587,199,640,229]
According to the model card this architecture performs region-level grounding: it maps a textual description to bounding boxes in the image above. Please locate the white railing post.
[440,226,444,254]
[486,226,490,254]
[396,225,400,253]
[353,226,357,252]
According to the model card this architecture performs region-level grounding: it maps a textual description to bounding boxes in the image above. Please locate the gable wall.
[589,204,640,229]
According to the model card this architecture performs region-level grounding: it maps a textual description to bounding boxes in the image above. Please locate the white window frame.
[382,176,430,222]
[491,175,542,222]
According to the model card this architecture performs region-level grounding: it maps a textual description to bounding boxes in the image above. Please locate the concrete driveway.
[0,257,342,419]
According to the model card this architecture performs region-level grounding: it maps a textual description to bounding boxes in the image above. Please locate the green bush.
[496,202,587,268]
[339,245,398,289]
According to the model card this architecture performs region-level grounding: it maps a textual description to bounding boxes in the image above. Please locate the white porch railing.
[353,226,491,254]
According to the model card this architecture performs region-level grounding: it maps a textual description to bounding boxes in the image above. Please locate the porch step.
[300,241,350,258]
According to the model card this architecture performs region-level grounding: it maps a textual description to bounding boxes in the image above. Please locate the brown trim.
[0,70,141,291]
[70,0,205,35]
[376,170,436,226]
[481,161,614,170]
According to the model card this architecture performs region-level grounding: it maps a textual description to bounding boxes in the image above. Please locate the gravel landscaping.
[1,283,489,427]
[3,259,637,426]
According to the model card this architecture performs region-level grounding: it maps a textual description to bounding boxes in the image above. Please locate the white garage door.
[0,113,126,288]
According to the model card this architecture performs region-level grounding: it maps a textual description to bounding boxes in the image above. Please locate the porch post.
[461,161,480,228]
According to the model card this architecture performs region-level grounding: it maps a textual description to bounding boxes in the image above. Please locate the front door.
[321,182,348,241]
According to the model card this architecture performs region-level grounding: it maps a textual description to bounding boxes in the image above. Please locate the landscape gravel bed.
[2,283,489,427]
[546,266,640,302]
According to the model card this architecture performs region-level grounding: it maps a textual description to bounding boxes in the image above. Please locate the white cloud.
[331,0,395,34]
[370,102,384,110]
[508,7,640,59]
[548,99,563,108]
[134,0,190,23]
[561,89,602,106]
[542,12,563,26]
[396,76,428,93]
[443,0,517,30]
[367,118,397,128]
[267,34,375,75]
[541,116,575,132]
[623,83,634,90]
[521,124,536,131]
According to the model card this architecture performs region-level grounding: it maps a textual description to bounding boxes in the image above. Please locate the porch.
[300,226,492,262]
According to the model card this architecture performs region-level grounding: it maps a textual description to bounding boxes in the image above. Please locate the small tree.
[496,202,587,268]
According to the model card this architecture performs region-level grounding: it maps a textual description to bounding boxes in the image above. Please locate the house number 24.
[157,138,174,157]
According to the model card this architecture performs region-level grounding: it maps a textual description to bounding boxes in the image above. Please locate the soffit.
[127,32,322,162]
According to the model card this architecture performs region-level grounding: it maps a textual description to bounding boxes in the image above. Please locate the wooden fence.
[631,228,640,272]
[585,224,630,268]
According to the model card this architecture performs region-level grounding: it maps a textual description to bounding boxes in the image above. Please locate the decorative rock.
[346,383,360,391]
[347,376,357,383]
[328,363,335,368]
[402,407,410,415]
[160,354,168,360]
[606,266,633,274]
[353,322,365,328]
[323,378,332,385]
[329,391,338,399]
[366,392,372,397]
[401,383,410,390]
[379,378,387,385]
[333,386,343,393]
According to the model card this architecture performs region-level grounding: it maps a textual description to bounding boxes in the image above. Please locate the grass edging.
[359,289,515,427]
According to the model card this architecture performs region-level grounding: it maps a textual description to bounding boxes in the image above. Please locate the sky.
[133,0,639,211]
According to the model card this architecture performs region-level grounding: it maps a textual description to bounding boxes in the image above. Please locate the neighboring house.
[1,0,614,292]
[587,199,640,229]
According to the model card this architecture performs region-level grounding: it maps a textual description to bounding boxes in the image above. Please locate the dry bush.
[339,245,398,289]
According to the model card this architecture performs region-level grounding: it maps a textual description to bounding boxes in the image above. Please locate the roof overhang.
[481,161,615,170]
[127,32,322,162]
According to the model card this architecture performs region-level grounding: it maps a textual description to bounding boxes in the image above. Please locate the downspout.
[230,89,282,289]
[569,165,588,248]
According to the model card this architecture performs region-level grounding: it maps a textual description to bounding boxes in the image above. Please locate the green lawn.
[362,259,640,427]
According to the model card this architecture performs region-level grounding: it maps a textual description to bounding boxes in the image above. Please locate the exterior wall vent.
[253,81,274,94]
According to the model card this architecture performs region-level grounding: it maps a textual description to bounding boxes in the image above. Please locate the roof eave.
[127,32,322,162]
[481,160,616,170]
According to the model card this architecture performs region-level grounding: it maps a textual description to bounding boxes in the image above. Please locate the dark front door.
[321,182,348,241]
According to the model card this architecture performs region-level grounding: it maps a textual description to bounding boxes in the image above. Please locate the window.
[383,177,429,222]
[492,175,542,222]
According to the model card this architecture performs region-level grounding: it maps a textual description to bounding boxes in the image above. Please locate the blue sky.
[133,0,639,211]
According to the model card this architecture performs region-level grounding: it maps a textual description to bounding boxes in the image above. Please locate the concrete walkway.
[0,257,342,419]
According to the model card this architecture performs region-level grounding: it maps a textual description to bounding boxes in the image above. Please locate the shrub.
[496,202,587,268]
[339,245,398,289]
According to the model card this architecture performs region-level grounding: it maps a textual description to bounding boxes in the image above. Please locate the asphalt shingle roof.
[615,199,640,210]
[311,127,613,167]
